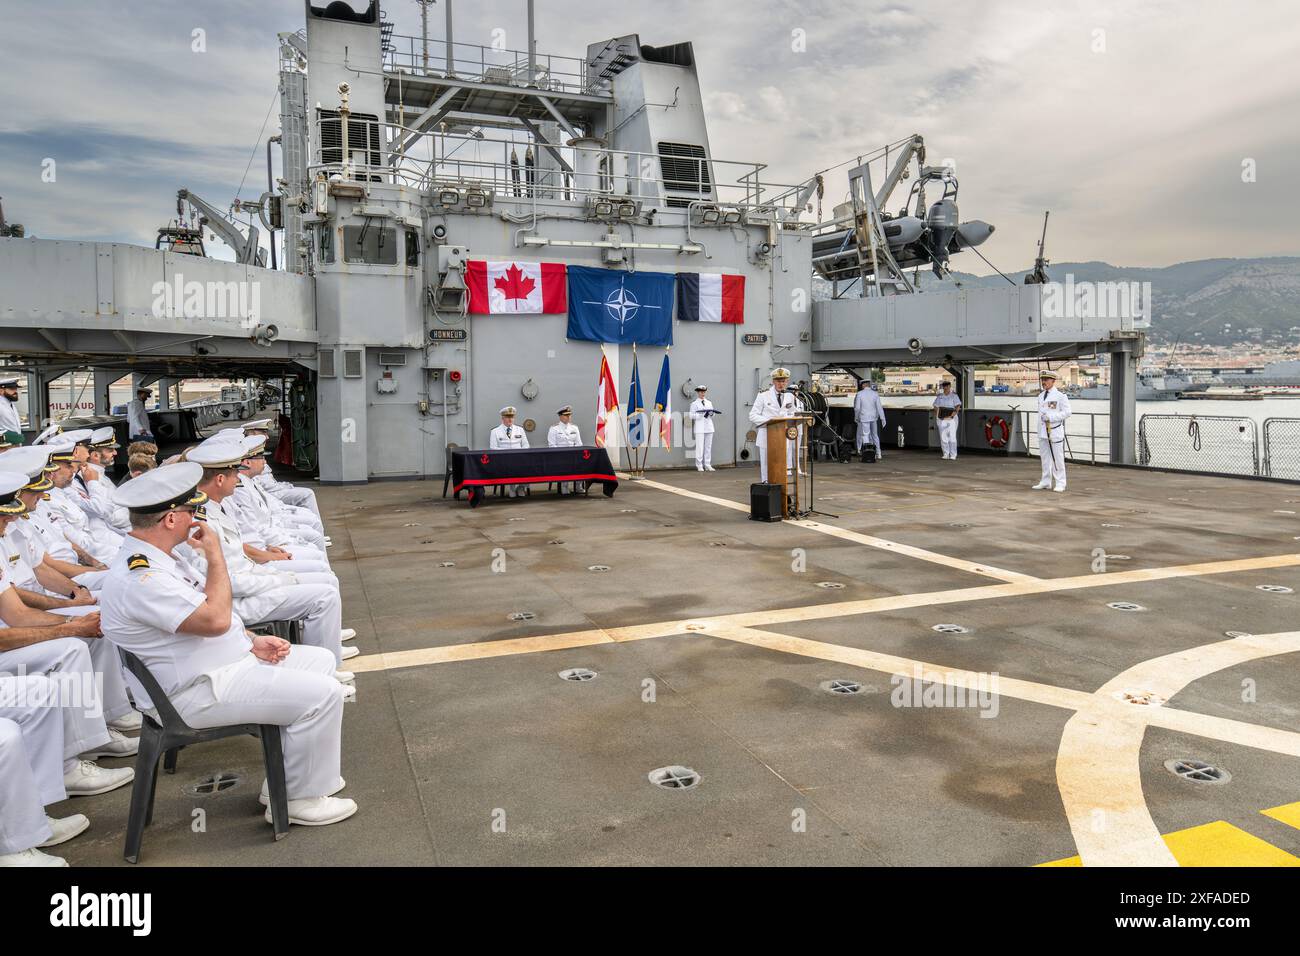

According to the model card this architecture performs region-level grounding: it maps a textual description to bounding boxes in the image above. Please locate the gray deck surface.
[54,452,1300,866]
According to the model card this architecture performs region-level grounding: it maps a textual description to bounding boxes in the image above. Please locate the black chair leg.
[124,729,165,864]
[163,747,179,774]
[260,726,291,842]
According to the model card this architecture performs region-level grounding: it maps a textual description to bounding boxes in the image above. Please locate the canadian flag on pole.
[594,351,619,448]
[466,260,567,314]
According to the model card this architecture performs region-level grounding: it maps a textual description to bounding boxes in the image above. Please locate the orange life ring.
[985,416,1010,448]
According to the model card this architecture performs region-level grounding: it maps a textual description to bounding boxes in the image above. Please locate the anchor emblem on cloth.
[582,449,591,460]
[480,454,490,465]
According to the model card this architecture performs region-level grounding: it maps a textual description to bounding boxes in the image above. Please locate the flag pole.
[631,341,643,477]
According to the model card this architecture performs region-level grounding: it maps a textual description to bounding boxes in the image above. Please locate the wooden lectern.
[764,415,811,518]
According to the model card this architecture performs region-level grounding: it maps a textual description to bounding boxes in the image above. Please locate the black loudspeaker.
[749,482,783,522]
[860,446,876,463]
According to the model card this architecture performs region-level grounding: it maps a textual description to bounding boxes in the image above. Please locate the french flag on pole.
[467,260,567,314]
[676,272,745,324]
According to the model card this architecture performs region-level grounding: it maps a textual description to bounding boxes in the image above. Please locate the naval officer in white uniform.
[547,405,582,495]
[241,419,323,521]
[98,462,356,828]
[1033,369,1072,492]
[689,385,716,471]
[126,388,154,443]
[0,375,22,441]
[77,427,130,535]
[853,380,886,461]
[489,406,529,498]
[932,380,962,460]
[182,437,354,668]
[748,368,804,481]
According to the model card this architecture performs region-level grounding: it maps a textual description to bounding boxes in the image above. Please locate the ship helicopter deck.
[54,453,1300,867]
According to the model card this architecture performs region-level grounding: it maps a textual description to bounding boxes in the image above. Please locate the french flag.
[676,272,745,324]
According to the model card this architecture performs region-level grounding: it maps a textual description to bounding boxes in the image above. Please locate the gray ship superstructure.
[0,0,1148,481]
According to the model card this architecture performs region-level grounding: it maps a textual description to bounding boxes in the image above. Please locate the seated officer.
[98,462,356,828]
[547,405,582,494]
[181,436,356,667]
[78,427,130,534]
[240,419,322,521]
[489,406,529,498]
[229,436,329,557]
[0,470,138,737]
[0,446,109,592]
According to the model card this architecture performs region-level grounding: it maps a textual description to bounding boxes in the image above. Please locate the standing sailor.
[853,379,886,461]
[489,406,529,498]
[546,405,582,495]
[689,385,716,472]
[0,376,22,442]
[932,380,962,460]
[748,368,804,481]
[126,388,154,443]
[1033,370,1072,492]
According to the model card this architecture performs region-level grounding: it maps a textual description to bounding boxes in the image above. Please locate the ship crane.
[164,188,267,267]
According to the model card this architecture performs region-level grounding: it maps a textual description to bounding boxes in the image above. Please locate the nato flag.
[567,266,675,346]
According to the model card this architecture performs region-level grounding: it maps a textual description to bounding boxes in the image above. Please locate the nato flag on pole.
[626,352,646,447]
[567,266,675,346]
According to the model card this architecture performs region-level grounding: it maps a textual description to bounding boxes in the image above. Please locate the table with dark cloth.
[443,446,618,507]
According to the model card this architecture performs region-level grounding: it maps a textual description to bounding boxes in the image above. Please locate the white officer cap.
[90,426,120,449]
[500,406,517,416]
[556,405,573,416]
[0,445,55,481]
[241,418,274,432]
[186,434,253,469]
[32,424,61,445]
[113,461,208,513]
[770,368,791,380]
[0,375,19,388]
[60,428,94,445]
[46,438,80,463]
[1039,369,1058,380]
[0,471,29,516]
[694,384,708,392]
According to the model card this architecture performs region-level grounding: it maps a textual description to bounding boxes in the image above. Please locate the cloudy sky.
[2,0,1297,271]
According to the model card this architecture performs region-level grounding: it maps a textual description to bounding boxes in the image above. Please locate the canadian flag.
[594,351,619,448]
[467,260,567,314]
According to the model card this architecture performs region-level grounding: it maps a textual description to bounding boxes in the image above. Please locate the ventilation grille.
[318,109,381,167]
[658,142,711,194]
[318,348,336,378]
[377,351,407,366]
[343,349,363,378]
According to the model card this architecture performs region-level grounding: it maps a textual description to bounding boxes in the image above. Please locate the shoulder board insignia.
[194,505,208,521]
[127,553,150,571]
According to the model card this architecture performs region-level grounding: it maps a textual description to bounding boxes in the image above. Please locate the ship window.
[404,228,420,267]
[343,223,397,264]
[657,142,711,194]
[318,224,334,263]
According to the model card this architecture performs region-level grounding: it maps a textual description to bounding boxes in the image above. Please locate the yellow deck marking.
[629,475,1035,583]
[1261,801,1300,830]
[349,554,1300,674]
[704,623,1094,711]
[1057,629,1300,866]
[1041,821,1300,867]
